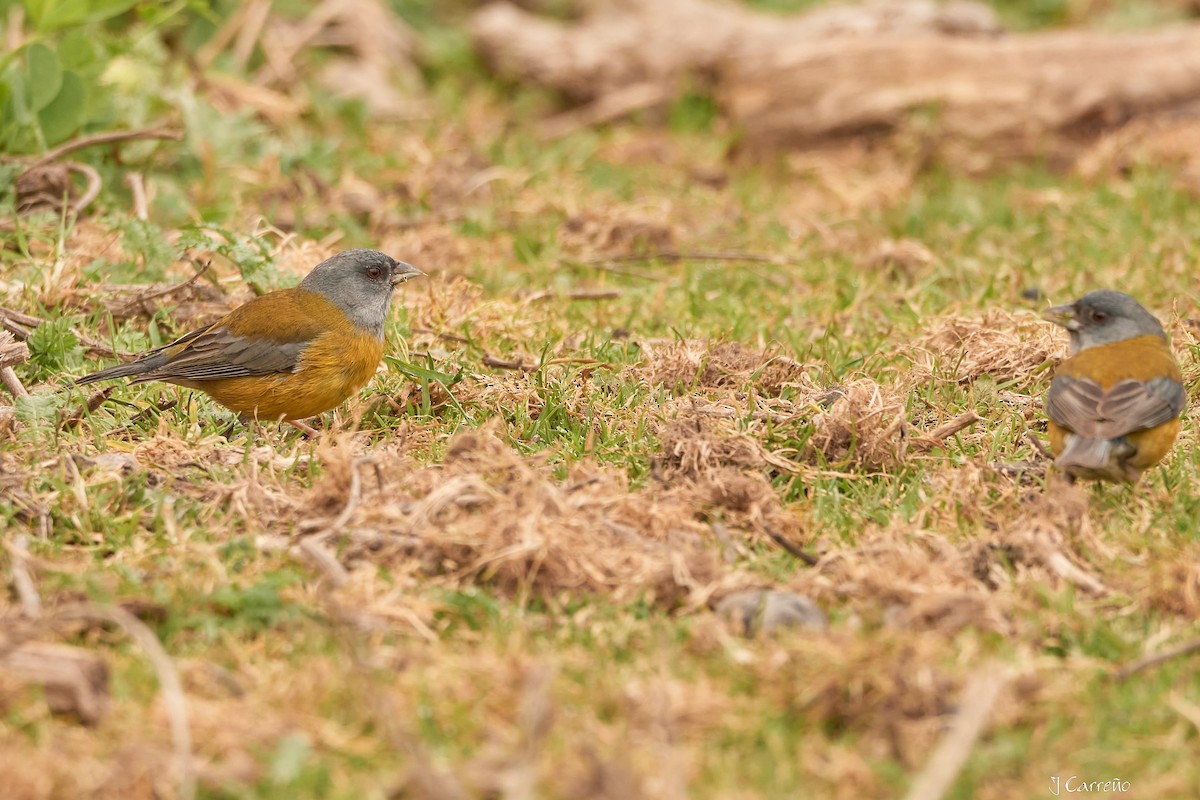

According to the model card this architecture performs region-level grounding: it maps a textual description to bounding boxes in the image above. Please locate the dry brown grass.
[907,308,1065,386]
[299,426,752,608]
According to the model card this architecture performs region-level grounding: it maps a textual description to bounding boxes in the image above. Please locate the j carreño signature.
[1049,776,1131,795]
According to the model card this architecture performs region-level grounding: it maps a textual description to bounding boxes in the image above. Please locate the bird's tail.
[1055,435,1135,479]
[75,354,167,386]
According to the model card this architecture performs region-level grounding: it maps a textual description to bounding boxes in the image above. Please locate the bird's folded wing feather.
[132,292,329,382]
[135,327,307,381]
[1047,375,1186,439]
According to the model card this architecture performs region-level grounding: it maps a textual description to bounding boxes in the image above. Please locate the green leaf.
[114,218,174,280]
[23,0,133,33]
[24,0,88,32]
[384,355,463,386]
[84,0,137,24]
[14,390,67,427]
[3,62,32,126]
[37,69,86,145]
[0,77,12,128]
[25,43,62,112]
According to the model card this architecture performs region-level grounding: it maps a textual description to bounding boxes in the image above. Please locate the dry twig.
[760,521,818,566]
[912,411,982,449]
[583,250,807,268]
[27,126,182,170]
[297,538,351,587]
[6,534,41,617]
[524,288,623,302]
[483,354,537,371]
[110,258,213,318]
[312,456,365,541]
[0,331,30,399]
[126,172,149,220]
[1115,637,1200,681]
[903,665,1012,800]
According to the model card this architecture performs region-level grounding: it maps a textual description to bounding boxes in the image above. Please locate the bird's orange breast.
[1047,334,1183,475]
[198,328,384,421]
[1053,335,1181,388]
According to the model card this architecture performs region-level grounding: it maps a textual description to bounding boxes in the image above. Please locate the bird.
[1042,290,1186,483]
[77,249,423,433]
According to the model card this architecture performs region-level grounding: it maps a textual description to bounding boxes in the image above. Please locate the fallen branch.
[0,306,43,329]
[472,0,1200,156]
[472,0,1001,102]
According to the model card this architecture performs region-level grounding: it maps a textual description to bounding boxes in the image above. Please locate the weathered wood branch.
[724,27,1200,148]
[473,0,1001,101]
[472,0,1200,152]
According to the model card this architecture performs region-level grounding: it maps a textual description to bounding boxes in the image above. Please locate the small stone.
[716,589,827,637]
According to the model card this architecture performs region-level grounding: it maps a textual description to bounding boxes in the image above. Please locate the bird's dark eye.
[1090,310,1107,323]
[366,265,383,280]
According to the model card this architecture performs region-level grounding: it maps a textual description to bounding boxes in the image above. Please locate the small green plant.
[0,1,140,151]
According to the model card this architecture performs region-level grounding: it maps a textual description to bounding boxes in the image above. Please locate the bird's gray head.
[1043,290,1166,354]
[299,249,423,339]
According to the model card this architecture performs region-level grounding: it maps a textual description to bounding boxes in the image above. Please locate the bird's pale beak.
[1042,303,1080,331]
[391,261,425,286]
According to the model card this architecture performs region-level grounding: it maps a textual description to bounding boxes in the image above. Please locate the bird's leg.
[287,419,321,438]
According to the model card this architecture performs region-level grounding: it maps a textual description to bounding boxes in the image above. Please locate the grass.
[3,1,1200,798]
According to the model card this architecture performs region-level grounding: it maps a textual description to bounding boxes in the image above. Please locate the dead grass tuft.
[745,634,962,768]
[792,525,1011,635]
[1144,543,1200,618]
[804,378,908,471]
[908,309,1064,385]
[642,339,810,396]
[556,210,674,258]
[860,236,937,281]
[304,425,735,607]
[654,415,765,477]
[403,276,551,359]
[984,485,1108,595]
[788,481,1105,636]
[652,412,806,530]
[652,370,911,474]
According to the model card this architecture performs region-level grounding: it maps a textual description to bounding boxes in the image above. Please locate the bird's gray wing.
[1046,376,1106,436]
[1047,375,1185,439]
[1094,377,1187,437]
